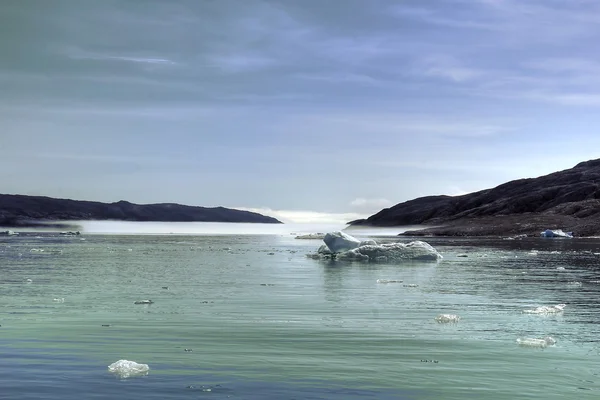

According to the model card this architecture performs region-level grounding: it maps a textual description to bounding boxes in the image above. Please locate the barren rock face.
[351,159,600,237]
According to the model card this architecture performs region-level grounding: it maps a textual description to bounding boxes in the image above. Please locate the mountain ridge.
[350,158,600,237]
[0,194,282,227]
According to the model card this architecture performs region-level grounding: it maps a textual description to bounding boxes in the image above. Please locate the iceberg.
[108,359,150,378]
[516,336,557,348]
[309,233,442,263]
[540,229,573,238]
[337,241,442,262]
[0,230,19,236]
[523,304,566,314]
[435,314,460,323]
[323,231,361,253]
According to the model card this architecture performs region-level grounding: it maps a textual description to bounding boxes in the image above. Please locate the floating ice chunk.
[377,279,403,284]
[556,266,566,271]
[295,233,325,240]
[523,304,566,314]
[323,231,361,253]
[435,314,460,323]
[26,278,32,283]
[134,300,154,305]
[504,234,527,240]
[107,360,149,378]
[540,229,573,238]
[339,241,442,262]
[0,230,19,236]
[516,336,557,348]
[29,248,63,254]
[53,298,65,303]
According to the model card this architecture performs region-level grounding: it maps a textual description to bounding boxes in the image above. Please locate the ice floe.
[376,279,403,284]
[134,300,154,305]
[295,233,325,239]
[504,234,527,240]
[108,359,150,378]
[523,304,566,314]
[435,314,461,323]
[516,336,557,348]
[540,229,573,238]
[309,232,442,262]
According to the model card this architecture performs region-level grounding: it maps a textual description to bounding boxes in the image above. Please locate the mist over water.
[37,221,419,236]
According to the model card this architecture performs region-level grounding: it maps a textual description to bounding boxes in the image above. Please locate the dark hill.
[0,194,282,227]
[350,159,600,237]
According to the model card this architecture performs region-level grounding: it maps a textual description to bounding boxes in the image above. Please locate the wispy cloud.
[349,198,393,214]
[417,55,484,82]
[206,53,279,73]
[66,47,177,66]
[391,5,499,31]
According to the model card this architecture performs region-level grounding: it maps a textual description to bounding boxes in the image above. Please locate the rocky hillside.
[350,159,600,237]
[0,194,282,227]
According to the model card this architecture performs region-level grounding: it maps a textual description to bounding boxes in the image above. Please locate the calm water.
[2,225,600,399]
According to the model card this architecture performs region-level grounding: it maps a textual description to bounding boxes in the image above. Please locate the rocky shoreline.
[352,159,600,237]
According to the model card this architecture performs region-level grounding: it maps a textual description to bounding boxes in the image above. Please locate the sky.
[2,0,600,223]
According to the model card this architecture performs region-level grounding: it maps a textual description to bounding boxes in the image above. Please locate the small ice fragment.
[134,300,154,305]
[516,336,557,348]
[26,279,33,283]
[435,314,460,323]
[377,279,403,284]
[556,266,566,271]
[523,304,566,314]
[107,359,149,378]
[404,283,419,288]
[53,298,65,303]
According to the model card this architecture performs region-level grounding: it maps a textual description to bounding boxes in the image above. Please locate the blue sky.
[2,0,600,223]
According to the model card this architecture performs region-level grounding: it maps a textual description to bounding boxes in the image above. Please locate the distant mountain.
[0,194,282,227]
[350,159,600,237]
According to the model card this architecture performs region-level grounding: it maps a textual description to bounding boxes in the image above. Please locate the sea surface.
[1,222,600,399]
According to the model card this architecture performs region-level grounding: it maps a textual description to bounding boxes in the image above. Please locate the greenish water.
[1,229,600,399]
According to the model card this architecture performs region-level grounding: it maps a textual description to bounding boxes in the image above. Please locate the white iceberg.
[435,314,460,323]
[523,304,566,314]
[337,241,442,262]
[108,359,150,379]
[540,229,573,238]
[323,231,361,253]
[516,336,557,348]
[309,232,442,263]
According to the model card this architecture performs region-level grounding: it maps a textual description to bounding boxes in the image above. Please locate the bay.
[1,223,600,399]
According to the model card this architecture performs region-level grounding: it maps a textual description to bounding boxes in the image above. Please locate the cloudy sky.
[2,0,600,223]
